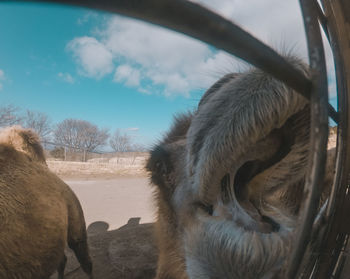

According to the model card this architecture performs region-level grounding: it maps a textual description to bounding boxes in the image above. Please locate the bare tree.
[131,143,148,152]
[0,105,22,127]
[54,119,109,161]
[22,110,52,141]
[109,129,133,152]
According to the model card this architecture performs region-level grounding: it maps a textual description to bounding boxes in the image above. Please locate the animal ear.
[146,145,174,191]
[147,145,172,175]
[19,129,46,164]
[0,126,46,164]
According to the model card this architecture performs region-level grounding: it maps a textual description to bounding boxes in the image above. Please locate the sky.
[0,0,338,148]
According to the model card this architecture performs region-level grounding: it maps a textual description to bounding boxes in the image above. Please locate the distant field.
[47,132,337,179]
[47,153,149,178]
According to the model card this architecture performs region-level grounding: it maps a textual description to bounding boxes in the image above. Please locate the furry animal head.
[147,57,317,279]
[0,126,46,164]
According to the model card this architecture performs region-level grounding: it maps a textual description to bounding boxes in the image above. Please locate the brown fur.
[0,126,93,279]
[147,58,335,279]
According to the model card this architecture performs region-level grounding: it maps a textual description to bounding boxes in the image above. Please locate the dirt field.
[49,133,339,278]
[52,177,158,279]
[66,177,155,230]
[47,155,148,178]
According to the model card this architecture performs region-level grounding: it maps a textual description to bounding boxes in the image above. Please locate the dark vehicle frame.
[3,0,350,278]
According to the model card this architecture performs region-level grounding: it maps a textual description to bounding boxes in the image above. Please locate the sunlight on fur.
[147,57,335,279]
[0,126,93,279]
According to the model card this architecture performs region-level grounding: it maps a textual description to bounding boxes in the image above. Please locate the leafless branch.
[23,110,52,141]
[0,105,22,127]
[54,119,109,160]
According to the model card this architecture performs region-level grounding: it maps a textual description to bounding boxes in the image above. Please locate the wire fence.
[42,141,148,162]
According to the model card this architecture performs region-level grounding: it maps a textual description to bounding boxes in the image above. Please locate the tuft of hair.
[162,112,193,145]
[0,126,46,164]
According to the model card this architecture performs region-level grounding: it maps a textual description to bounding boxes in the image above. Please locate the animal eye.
[194,201,213,215]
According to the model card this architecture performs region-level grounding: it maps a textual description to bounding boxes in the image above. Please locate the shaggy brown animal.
[147,58,335,279]
[0,126,93,279]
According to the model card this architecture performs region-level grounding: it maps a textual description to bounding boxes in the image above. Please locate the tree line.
[0,105,143,156]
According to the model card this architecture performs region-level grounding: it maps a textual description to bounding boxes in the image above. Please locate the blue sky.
[0,1,338,147]
[0,2,206,147]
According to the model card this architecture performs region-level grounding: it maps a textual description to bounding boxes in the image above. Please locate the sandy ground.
[47,156,148,178]
[51,177,158,279]
[48,133,339,278]
[65,177,155,230]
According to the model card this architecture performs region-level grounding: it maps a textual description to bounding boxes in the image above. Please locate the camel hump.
[0,126,46,164]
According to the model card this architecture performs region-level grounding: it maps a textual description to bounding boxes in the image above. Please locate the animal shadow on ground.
[51,218,157,279]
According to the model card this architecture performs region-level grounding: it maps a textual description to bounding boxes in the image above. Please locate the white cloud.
[192,0,307,55]
[67,0,338,97]
[58,72,75,84]
[194,0,339,100]
[101,16,228,96]
[190,0,237,20]
[68,14,237,96]
[114,64,140,87]
[67,36,113,79]
[77,11,99,25]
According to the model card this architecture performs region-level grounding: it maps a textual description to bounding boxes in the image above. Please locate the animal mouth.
[183,62,312,278]
[199,117,298,234]
[220,171,280,233]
